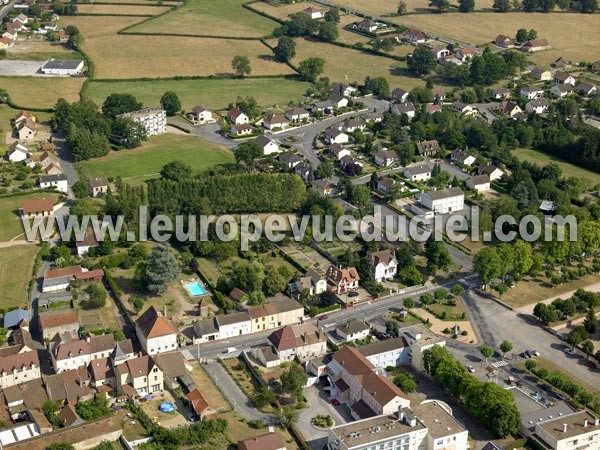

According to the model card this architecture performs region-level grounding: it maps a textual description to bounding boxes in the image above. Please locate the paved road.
[0,1,14,21]
[202,361,270,422]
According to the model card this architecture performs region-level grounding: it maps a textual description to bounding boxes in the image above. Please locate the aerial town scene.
[0,0,599,448]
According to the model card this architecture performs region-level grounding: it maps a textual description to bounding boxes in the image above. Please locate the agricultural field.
[514,148,600,186]
[83,77,309,111]
[0,245,39,311]
[75,4,170,15]
[7,40,76,58]
[90,0,180,4]
[290,37,425,89]
[128,0,278,37]
[61,16,141,38]
[0,77,85,109]
[0,192,62,241]
[76,134,234,182]
[250,1,326,20]
[393,13,600,65]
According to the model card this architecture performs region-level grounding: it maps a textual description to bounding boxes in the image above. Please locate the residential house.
[44,163,62,176]
[336,320,370,343]
[0,36,14,49]
[153,348,187,390]
[243,297,304,334]
[358,337,409,369]
[491,88,510,99]
[57,404,85,428]
[419,187,464,214]
[192,318,219,344]
[392,101,416,118]
[295,268,328,296]
[530,67,552,81]
[402,324,446,371]
[311,178,335,196]
[430,47,450,60]
[451,151,476,166]
[466,174,491,192]
[416,139,439,156]
[330,143,351,160]
[2,30,17,41]
[187,388,217,421]
[188,106,213,124]
[365,111,384,123]
[340,155,363,174]
[14,13,28,24]
[371,249,397,282]
[254,324,326,367]
[339,119,365,133]
[116,108,166,136]
[326,346,410,419]
[279,153,303,169]
[377,177,396,195]
[354,19,378,33]
[525,98,550,114]
[39,173,68,193]
[553,71,577,86]
[324,128,349,145]
[294,161,311,182]
[39,309,79,340]
[7,142,29,162]
[520,85,544,99]
[478,163,504,181]
[331,83,358,97]
[75,228,99,257]
[431,86,445,101]
[500,101,523,117]
[413,402,470,450]
[285,107,310,122]
[554,56,570,68]
[238,432,286,450]
[263,114,289,130]
[406,28,427,44]
[216,311,252,339]
[115,355,163,397]
[302,6,323,19]
[50,333,116,373]
[592,60,600,72]
[450,102,476,116]
[456,47,476,62]
[3,309,29,329]
[391,88,409,103]
[233,123,253,136]
[0,349,41,389]
[328,93,349,109]
[21,198,54,217]
[135,306,179,355]
[522,38,551,52]
[403,165,432,182]
[578,82,597,97]
[325,265,360,294]
[551,84,574,98]
[88,357,116,390]
[255,135,279,155]
[227,108,249,125]
[494,34,514,48]
[88,177,109,197]
[42,265,103,293]
[17,118,36,140]
[425,104,442,114]
[373,150,397,167]
[40,59,84,75]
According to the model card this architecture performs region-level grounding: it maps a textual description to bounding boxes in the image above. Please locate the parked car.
[319,314,329,321]
[587,361,598,369]
[331,398,340,406]
[466,365,475,373]
[531,350,541,357]
[531,390,540,399]
[556,392,568,400]
[506,376,516,386]
[348,291,359,298]
[520,351,531,359]
[563,347,574,354]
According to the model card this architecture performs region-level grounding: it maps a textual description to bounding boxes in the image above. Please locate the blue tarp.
[4,309,29,329]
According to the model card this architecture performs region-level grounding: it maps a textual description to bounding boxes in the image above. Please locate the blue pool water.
[185,281,207,296]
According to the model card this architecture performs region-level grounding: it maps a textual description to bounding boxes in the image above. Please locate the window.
[154,376,158,381]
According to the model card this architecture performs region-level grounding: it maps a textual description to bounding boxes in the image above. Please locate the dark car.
[348,291,359,297]
[587,361,598,369]
[331,398,340,406]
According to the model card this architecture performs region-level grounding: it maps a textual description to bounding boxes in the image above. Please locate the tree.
[425,240,451,273]
[368,76,390,98]
[515,28,528,43]
[75,395,111,420]
[112,117,147,147]
[315,161,333,179]
[274,405,298,427]
[451,284,464,297]
[567,325,589,350]
[404,298,415,309]
[234,141,263,170]
[273,36,296,63]
[324,7,340,22]
[581,340,595,360]
[408,45,436,75]
[500,340,513,357]
[434,288,448,302]
[458,0,475,11]
[48,445,75,450]
[493,0,511,11]
[393,373,417,393]
[579,0,597,12]
[42,400,63,428]
[253,386,276,408]
[583,308,597,334]
[101,93,142,118]
[397,0,407,14]
[72,180,89,199]
[318,21,339,42]
[298,57,325,82]
[480,344,494,362]
[512,241,533,276]
[474,247,501,287]
[429,0,450,11]
[398,265,424,286]
[525,359,537,371]
[161,160,192,182]
[263,266,287,296]
[231,55,252,77]
[160,91,181,116]
[527,29,538,40]
[82,283,107,310]
[385,319,400,337]
[280,362,307,400]
[143,244,181,294]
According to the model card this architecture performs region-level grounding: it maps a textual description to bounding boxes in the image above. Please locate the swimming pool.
[185,281,207,296]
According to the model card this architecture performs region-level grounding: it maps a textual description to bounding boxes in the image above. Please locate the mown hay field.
[61,16,142,38]
[514,148,600,186]
[393,13,600,65]
[290,37,425,89]
[128,0,277,37]
[0,245,39,310]
[84,77,309,110]
[250,1,326,20]
[87,0,181,4]
[0,76,85,108]
[75,4,170,15]
[0,192,61,241]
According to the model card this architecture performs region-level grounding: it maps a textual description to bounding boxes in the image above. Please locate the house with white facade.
[0,348,41,389]
[255,135,279,155]
[117,108,167,136]
[188,106,214,124]
[285,107,310,122]
[520,85,545,99]
[295,268,327,296]
[227,108,249,125]
[419,187,464,214]
[115,355,164,397]
[373,150,397,167]
[406,28,427,44]
[41,59,84,75]
[254,324,327,367]
[216,311,252,339]
[49,333,116,373]
[263,114,289,130]
[371,249,397,282]
[525,98,550,114]
[478,163,504,181]
[135,306,178,355]
[325,265,360,294]
[392,102,416,118]
[358,337,409,369]
[553,71,577,86]
[7,142,29,162]
[324,128,349,145]
[302,6,323,19]
[450,151,476,166]
[336,320,370,343]
[403,165,432,182]
[551,84,574,98]
[466,174,491,192]
[38,174,67,193]
[402,325,446,371]
[330,143,351,160]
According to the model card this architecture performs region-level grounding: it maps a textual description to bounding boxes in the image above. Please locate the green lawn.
[0,245,39,311]
[0,192,62,241]
[76,134,235,182]
[83,78,309,111]
[127,0,278,37]
[514,147,600,187]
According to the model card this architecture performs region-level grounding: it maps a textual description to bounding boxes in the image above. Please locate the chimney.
[163,304,167,317]
[563,424,568,433]
[584,420,588,427]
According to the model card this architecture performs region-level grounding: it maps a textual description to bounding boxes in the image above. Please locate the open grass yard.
[220,411,300,449]
[513,147,600,186]
[196,258,222,285]
[425,298,467,320]
[393,13,600,64]
[75,4,170,14]
[291,37,425,89]
[76,134,233,181]
[81,34,293,78]
[0,77,85,109]
[129,0,277,37]
[84,77,309,111]
[0,192,61,241]
[77,291,121,331]
[0,245,38,311]
[8,40,76,56]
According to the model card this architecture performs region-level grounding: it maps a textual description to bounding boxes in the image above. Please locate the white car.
[466,365,475,373]
[563,347,574,354]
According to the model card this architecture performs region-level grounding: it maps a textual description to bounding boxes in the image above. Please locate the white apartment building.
[216,311,252,339]
[402,325,446,371]
[135,306,178,355]
[0,350,41,389]
[50,334,116,373]
[419,187,464,214]
[535,411,600,450]
[358,337,410,369]
[117,108,167,136]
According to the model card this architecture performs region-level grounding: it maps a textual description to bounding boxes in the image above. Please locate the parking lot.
[0,60,45,76]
